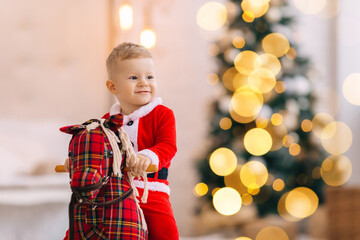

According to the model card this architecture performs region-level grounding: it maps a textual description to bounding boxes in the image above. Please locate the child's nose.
[138,77,149,86]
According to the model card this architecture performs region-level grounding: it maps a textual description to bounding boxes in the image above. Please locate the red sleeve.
[138,106,177,170]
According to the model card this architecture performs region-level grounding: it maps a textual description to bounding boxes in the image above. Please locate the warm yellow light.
[222,67,238,91]
[256,117,269,128]
[274,81,286,93]
[285,187,318,219]
[257,53,281,76]
[119,4,133,30]
[273,179,285,191]
[240,161,268,188]
[197,2,227,31]
[285,47,297,60]
[224,165,248,195]
[193,183,209,197]
[321,155,352,186]
[241,0,270,18]
[213,187,242,216]
[236,237,252,240]
[231,85,263,118]
[278,192,301,222]
[219,117,232,130]
[262,33,290,57]
[233,36,246,49]
[289,143,301,156]
[312,113,335,138]
[209,148,238,176]
[343,73,360,106]
[242,11,255,23]
[266,123,288,151]
[140,29,157,49]
[244,128,272,156]
[301,119,313,132]
[282,135,294,148]
[321,121,352,155]
[271,113,283,126]
[248,68,276,93]
[294,0,327,15]
[207,73,219,86]
[234,51,261,75]
[248,184,260,195]
[241,193,253,206]
[256,226,289,240]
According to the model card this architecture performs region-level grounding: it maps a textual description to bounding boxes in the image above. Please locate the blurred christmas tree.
[195,0,327,219]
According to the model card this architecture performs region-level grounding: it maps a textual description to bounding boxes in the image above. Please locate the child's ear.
[106,80,117,94]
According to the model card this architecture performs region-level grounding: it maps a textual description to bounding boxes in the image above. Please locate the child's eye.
[129,76,137,80]
[147,76,154,80]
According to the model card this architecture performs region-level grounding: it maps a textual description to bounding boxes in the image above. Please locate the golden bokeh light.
[240,161,269,188]
[233,36,246,49]
[257,53,282,76]
[274,81,286,94]
[119,4,133,30]
[241,193,253,206]
[234,51,261,75]
[209,148,238,176]
[219,117,232,130]
[230,108,258,124]
[256,226,289,240]
[244,128,272,156]
[262,33,290,57]
[222,67,238,91]
[225,165,248,195]
[242,11,255,23]
[206,73,219,86]
[312,113,335,138]
[231,85,264,118]
[248,68,276,93]
[266,123,288,151]
[271,113,283,126]
[256,117,269,129]
[321,121,352,155]
[140,29,157,49]
[282,135,294,148]
[289,143,301,156]
[197,2,227,31]
[312,166,321,179]
[213,187,242,216]
[273,179,285,192]
[301,119,313,132]
[193,183,209,197]
[321,155,352,186]
[241,0,270,18]
[285,187,318,219]
[233,73,249,90]
[236,237,252,240]
[293,0,327,15]
[343,73,360,106]
[285,47,297,60]
[278,192,301,222]
[248,184,260,195]
[212,187,220,196]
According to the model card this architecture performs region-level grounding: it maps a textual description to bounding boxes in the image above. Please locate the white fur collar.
[110,97,163,121]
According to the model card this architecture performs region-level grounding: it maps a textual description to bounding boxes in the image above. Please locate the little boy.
[103,42,179,239]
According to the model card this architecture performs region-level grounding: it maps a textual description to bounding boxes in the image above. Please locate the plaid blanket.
[61,115,147,240]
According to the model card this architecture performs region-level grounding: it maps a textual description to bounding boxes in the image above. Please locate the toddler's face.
[110,57,157,113]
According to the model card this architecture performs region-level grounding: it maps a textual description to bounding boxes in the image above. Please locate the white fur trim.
[123,119,139,151]
[134,180,170,195]
[109,97,162,121]
[137,149,159,167]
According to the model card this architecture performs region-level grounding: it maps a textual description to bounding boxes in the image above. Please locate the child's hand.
[64,157,70,172]
[129,154,151,175]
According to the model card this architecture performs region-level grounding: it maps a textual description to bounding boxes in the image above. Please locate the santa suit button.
[127,121,134,126]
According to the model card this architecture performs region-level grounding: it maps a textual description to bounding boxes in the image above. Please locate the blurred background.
[0,0,359,239]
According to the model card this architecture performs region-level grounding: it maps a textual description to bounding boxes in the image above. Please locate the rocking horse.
[56,114,157,240]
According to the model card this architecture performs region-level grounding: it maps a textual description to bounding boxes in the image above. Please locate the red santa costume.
[102,97,179,240]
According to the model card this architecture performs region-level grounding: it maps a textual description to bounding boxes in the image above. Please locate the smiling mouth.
[135,91,151,94]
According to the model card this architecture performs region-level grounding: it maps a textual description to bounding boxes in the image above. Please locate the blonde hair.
[106,42,152,79]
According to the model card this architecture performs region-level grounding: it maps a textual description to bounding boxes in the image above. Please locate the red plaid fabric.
[61,116,148,240]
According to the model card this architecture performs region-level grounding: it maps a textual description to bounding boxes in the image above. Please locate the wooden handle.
[55,164,158,173]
